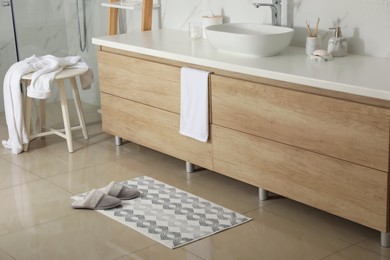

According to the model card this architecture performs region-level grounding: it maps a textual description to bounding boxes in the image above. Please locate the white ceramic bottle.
[327,27,348,57]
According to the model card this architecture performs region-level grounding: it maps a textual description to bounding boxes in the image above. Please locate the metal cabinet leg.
[259,188,269,201]
[186,161,195,173]
[115,136,123,146]
[381,232,390,247]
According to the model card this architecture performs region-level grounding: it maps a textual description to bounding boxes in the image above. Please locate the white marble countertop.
[92,29,390,101]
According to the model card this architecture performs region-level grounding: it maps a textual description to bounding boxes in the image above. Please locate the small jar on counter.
[327,27,348,57]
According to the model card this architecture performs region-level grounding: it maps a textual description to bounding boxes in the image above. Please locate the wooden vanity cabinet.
[98,49,213,170]
[97,47,390,234]
[212,125,388,230]
[211,75,390,231]
[211,75,390,172]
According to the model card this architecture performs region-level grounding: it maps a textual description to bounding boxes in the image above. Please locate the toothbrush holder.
[305,36,322,56]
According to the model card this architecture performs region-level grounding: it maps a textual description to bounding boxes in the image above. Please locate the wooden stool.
[22,68,89,153]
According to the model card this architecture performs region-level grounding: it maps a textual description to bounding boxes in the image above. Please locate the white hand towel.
[179,67,210,142]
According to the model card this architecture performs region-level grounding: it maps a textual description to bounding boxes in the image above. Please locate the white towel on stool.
[79,68,94,90]
[2,61,32,154]
[2,55,93,154]
[179,67,210,142]
[25,55,92,99]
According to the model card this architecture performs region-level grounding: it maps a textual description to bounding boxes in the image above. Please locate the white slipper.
[71,189,122,210]
[100,181,140,200]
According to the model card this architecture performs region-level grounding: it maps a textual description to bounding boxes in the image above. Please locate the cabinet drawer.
[212,125,388,231]
[98,51,180,114]
[101,93,213,170]
[211,75,390,171]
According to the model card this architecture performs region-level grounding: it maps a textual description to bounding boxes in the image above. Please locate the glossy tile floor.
[0,102,390,260]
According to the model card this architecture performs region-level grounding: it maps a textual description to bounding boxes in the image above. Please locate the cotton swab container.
[202,10,223,39]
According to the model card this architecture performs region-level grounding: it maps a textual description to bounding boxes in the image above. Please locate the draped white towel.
[2,55,93,154]
[179,67,210,142]
[25,55,93,99]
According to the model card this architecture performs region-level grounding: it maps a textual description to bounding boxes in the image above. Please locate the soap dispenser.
[327,27,348,57]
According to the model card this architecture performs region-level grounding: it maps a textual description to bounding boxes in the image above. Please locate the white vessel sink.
[205,23,294,57]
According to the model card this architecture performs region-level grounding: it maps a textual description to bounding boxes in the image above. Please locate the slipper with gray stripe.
[71,189,122,210]
[100,181,140,200]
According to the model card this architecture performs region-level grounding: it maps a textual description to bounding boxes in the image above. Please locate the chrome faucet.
[252,0,282,26]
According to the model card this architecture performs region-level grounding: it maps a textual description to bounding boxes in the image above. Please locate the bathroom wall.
[160,0,390,58]
[0,0,107,112]
[0,0,158,113]
[0,2,18,113]
[63,0,107,106]
[0,0,69,112]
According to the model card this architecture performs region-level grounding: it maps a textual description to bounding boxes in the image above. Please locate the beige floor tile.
[114,148,191,181]
[0,250,13,260]
[76,122,112,144]
[116,144,187,172]
[0,124,12,156]
[184,208,351,260]
[2,146,77,178]
[357,237,390,258]
[0,212,156,260]
[31,135,91,154]
[0,157,41,190]
[116,156,185,180]
[191,170,282,209]
[117,244,203,260]
[263,199,377,244]
[0,146,12,156]
[26,134,77,151]
[32,141,129,174]
[93,137,153,159]
[321,245,389,260]
[1,109,386,259]
[47,159,148,195]
[0,179,74,236]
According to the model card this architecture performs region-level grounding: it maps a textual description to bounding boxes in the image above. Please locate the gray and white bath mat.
[72,176,252,249]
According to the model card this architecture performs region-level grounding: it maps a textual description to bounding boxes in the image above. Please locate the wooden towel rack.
[108,0,153,35]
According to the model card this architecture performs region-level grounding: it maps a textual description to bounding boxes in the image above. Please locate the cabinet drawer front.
[98,51,180,114]
[101,93,213,170]
[212,125,387,231]
[212,75,390,171]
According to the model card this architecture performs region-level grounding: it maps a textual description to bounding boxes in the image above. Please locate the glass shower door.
[0,0,18,112]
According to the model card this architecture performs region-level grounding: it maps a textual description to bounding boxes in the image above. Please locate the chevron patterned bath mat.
[72,176,251,249]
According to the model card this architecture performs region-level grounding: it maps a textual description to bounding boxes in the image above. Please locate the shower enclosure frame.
[2,0,19,61]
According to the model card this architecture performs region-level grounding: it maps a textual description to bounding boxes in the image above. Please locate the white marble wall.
[160,0,390,58]
[0,0,107,111]
[63,0,107,106]
[13,0,69,58]
[0,2,17,112]
[0,0,69,111]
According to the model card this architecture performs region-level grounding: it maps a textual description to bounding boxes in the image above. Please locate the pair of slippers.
[72,181,140,210]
